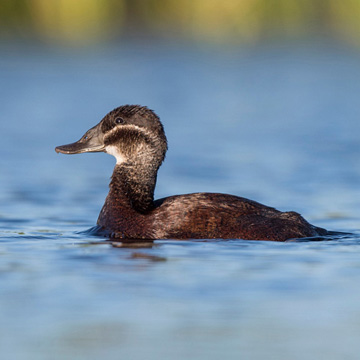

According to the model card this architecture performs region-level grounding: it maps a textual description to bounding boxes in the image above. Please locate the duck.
[55,104,328,241]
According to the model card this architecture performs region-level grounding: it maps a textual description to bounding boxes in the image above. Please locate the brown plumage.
[55,105,328,241]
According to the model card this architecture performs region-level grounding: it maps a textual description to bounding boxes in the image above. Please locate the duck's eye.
[115,117,124,125]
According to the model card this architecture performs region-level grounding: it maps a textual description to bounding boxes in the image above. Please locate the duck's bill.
[55,124,105,155]
[55,141,105,154]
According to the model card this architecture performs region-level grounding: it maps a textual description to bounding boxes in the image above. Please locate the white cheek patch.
[105,145,126,165]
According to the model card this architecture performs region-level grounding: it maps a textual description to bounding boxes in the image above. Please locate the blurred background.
[2,3,360,360]
[1,0,360,46]
[0,0,360,47]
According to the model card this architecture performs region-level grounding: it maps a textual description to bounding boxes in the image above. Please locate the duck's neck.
[108,163,157,213]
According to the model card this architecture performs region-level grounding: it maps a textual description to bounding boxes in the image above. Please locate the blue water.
[1,41,360,359]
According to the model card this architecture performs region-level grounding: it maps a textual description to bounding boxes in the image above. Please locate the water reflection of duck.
[56,105,328,241]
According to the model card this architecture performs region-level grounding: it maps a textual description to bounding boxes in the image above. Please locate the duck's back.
[151,193,327,241]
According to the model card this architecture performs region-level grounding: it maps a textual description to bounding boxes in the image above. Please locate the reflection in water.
[110,241,155,249]
[129,251,166,261]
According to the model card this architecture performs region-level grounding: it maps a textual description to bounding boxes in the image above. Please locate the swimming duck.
[55,105,328,241]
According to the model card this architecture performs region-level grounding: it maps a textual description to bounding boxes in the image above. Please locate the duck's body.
[56,105,328,242]
[99,191,326,241]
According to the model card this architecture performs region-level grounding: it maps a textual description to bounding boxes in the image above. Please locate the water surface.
[1,42,360,360]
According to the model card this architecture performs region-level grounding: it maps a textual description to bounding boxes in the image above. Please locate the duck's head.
[55,105,168,168]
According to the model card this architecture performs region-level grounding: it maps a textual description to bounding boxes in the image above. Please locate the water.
[1,41,360,360]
